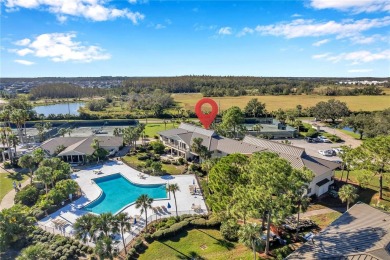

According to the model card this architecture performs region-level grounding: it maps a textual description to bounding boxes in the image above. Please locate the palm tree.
[295,195,310,237]
[67,127,73,137]
[167,183,180,216]
[91,138,101,162]
[339,145,354,182]
[58,128,67,137]
[339,184,359,210]
[95,212,115,238]
[18,154,35,184]
[8,133,19,160]
[238,223,263,260]
[113,128,122,137]
[10,109,28,144]
[114,212,132,254]
[95,235,117,260]
[252,124,263,136]
[34,166,53,194]
[135,194,153,229]
[73,214,98,242]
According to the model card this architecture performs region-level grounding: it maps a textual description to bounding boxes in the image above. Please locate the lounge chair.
[152,207,158,214]
[161,205,167,212]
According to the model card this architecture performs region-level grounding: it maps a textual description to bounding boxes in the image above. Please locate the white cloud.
[350,34,387,44]
[14,59,35,65]
[312,53,331,59]
[13,32,111,63]
[218,27,232,35]
[237,27,254,37]
[155,24,166,30]
[348,69,374,73]
[313,50,390,64]
[312,39,330,46]
[14,38,31,46]
[3,0,145,23]
[253,17,390,39]
[291,13,302,17]
[310,0,390,13]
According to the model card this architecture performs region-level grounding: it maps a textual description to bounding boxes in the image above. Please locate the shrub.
[206,217,221,227]
[306,128,318,138]
[165,217,177,228]
[126,248,137,260]
[190,218,207,227]
[137,155,150,161]
[274,245,293,260]
[143,233,153,243]
[70,245,77,252]
[179,214,193,221]
[150,141,165,154]
[15,185,39,206]
[55,246,64,253]
[87,247,94,254]
[3,161,11,169]
[152,230,165,239]
[177,157,185,165]
[220,219,240,241]
[133,238,146,253]
[81,245,88,252]
[59,256,67,260]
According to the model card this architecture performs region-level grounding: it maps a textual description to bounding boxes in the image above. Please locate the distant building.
[245,118,297,138]
[40,136,123,163]
[159,123,339,197]
[287,202,390,259]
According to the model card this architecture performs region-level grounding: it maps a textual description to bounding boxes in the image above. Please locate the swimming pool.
[84,173,167,214]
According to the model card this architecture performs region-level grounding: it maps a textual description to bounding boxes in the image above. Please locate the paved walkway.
[0,177,30,210]
[302,120,362,148]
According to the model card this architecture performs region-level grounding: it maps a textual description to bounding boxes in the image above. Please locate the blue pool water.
[84,174,167,214]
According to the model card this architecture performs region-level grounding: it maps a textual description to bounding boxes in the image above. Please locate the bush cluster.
[220,219,240,241]
[273,245,293,260]
[151,215,221,240]
[15,185,39,206]
[28,228,92,259]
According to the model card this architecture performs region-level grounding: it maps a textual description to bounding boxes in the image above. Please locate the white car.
[318,136,331,143]
[332,148,343,154]
[318,150,333,156]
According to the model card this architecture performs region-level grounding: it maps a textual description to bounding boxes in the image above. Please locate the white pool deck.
[38,161,207,248]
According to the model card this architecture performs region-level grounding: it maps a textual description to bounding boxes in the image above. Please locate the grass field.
[144,123,176,138]
[172,93,390,112]
[334,170,390,208]
[308,212,342,230]
[0,170,29,200]
[339,129,362,140]
[139,228,254,260]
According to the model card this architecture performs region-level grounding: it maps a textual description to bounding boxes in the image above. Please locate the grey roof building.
[287,202,390,260]
[159,123,339,197]
[40,136,123,163]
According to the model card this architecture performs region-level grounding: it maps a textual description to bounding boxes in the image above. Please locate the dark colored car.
[305,137,313,143]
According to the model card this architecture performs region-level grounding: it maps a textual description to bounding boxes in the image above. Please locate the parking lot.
[283,139,342,161]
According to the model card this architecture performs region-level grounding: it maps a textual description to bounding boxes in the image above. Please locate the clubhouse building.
[159,123,339,197]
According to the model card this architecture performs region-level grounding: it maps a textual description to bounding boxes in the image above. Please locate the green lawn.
[139,228,254,260]
[0,170,29,200]
[122,154,185,175]
[334,170,390,209]
[308,212,342,230]
[144,123,176,138]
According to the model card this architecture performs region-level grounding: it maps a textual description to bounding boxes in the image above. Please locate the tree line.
[30,84,107,99]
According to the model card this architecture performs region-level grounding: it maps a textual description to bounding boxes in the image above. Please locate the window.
[307,188,312,194]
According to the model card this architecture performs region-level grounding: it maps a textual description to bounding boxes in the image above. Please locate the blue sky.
[1,0,389,77]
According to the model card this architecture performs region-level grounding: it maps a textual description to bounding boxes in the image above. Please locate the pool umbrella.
[167,202,171,209]
[133,218,137,225]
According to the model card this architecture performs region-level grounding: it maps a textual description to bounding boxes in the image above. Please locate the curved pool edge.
[81,172,169,215]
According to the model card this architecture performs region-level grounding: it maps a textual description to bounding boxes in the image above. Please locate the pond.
[342,126,354,132]
[34,102,85,116]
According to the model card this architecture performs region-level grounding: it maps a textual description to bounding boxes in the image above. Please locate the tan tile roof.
[287,203,390,260]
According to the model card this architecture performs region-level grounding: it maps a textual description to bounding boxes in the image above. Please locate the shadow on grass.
[176,251,205,260]
[196,229,235,250]
[6,172,26,182]
[162,230,189,243]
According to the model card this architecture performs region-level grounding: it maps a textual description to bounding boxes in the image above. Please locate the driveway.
[287,139,341,161]
[302,120,362,148]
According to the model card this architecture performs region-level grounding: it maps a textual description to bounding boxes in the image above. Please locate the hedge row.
[151,215,220,240]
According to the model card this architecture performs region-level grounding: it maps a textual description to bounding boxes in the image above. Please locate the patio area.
[37,160,208,249]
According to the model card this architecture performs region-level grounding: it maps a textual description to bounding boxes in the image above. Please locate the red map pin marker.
[195,98,219,129]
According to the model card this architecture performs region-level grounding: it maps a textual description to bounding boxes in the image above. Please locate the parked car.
[328,190,339,198]
[318,150,333,156]
[305,137,313,143]
[332,148,343,154]
[318,136,331,143]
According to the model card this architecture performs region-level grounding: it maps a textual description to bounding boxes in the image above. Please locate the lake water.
[342,126,354,132]
[34,102,85,116]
